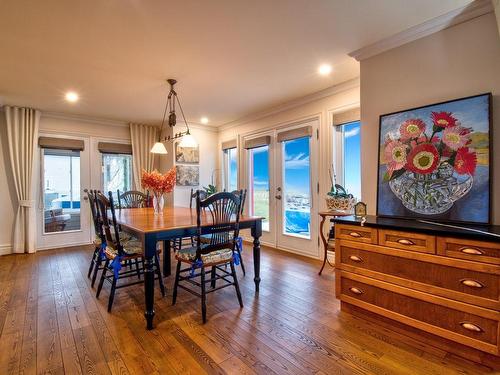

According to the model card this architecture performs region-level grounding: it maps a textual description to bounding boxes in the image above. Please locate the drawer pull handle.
[460,322,483,333]
[349,232,362,238]
[349,255,363,263]
[397,238,415,246]
[460,247,484,255]
[349,287,363,295]
[460,279,484,288]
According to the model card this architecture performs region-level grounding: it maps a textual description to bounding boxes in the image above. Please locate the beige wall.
[173,125,219,207]
[360,13,500,224]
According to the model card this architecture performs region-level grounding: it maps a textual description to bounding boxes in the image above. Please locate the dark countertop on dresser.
[331,215,500,242]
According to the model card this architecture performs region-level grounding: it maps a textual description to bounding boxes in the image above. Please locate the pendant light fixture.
[150,79,198,154]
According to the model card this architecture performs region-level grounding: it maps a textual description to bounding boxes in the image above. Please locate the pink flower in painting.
[384,140,407,172]
[442,126,470,151]
[399,119,426,140]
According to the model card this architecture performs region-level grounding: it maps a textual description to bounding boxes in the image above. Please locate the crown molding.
[218,77,360,132]
[43,111,130,127]
[349,0,493,61]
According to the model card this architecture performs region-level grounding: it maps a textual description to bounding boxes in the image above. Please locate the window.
[282,137,311,238]
[333,121,361,200]
[43,149,81,233]
[102,153,133,197]
[223,148,238,191]
[248,146,270,231]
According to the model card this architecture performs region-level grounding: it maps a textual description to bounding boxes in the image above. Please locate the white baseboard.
[36,241,92,251]
[0,244,12,256]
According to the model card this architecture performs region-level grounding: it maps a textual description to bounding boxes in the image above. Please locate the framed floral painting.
[377,93,492,224]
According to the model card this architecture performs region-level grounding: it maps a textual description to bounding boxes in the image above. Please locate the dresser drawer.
[437,237,500,265]
[339,245,500,309]
[340,273,499,353]
[335,224,377,244]
[379,229,435,253]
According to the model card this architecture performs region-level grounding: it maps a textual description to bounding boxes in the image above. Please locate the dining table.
[114,206,263,330]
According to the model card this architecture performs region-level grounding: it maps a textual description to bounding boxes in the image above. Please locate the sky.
[342,121,361,199]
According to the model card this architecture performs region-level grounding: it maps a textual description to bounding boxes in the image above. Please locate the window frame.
[332,120,361,200]
[222,147,238,192]
[101,152,133,195]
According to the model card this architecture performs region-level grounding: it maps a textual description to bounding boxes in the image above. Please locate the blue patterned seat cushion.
[175,246,233,265]
[104,236,160,259]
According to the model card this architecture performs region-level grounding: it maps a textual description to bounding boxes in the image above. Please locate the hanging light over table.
[150,79,197,154]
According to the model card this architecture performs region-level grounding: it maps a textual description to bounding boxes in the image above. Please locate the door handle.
[83,196,89,201]
[275,195,282,200]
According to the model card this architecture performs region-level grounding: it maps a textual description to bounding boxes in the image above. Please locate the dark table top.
[331,215,500,242]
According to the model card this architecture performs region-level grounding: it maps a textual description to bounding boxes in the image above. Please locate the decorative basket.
[325,196,356,212]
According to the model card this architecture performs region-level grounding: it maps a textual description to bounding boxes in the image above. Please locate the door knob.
[275,195,282,200]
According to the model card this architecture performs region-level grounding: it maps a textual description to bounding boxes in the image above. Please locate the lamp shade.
[150,142,168,154]
[179,133,198,148]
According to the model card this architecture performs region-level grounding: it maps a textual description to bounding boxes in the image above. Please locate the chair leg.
[154,253,166,297]
[230,261,243,308]
[88,247,98,278]
[91,255,102,288]
[96,259,109,298]
[236,244,246,276]
[108,274,118,312]
[135,258,141,279]
[172,261,181,305]
[201,267,207,323]
[210,266,216,289]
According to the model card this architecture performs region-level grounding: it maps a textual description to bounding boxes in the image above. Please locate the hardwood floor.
[0,243,496,374]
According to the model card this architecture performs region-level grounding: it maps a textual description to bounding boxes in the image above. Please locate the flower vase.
[152,192,164,214]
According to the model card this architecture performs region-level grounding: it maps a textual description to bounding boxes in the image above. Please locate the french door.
[36,135,91,250]
[245,119,319,258]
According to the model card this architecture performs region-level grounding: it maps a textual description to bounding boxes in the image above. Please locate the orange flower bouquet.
[141,168,176,213]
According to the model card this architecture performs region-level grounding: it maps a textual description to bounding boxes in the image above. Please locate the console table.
[332,215,500,368]
[318,211,351,275]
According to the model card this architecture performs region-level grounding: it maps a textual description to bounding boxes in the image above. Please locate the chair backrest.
[231,189,247,214]
[84,189,103,239]
[118,190,149,208]
[190,188,207,209]
[96,191,124,255]
[195,191,242,259]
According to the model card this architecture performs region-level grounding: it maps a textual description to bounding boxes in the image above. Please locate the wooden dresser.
[333,216,500,365]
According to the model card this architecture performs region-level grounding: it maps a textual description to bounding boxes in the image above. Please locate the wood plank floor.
[0,243,496,374]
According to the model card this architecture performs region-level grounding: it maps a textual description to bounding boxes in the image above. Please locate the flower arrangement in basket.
[383,111,476,215]
[141,168,176,213]
[326,165,356,212]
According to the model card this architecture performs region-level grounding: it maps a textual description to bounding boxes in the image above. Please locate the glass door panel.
[248,145,270,232]
[43,149,81,233]
[282,137,311,238]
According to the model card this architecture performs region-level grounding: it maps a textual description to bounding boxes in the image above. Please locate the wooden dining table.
[114,206,263,330]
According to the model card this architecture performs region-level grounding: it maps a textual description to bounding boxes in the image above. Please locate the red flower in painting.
[399,119,426,140]
[454,147,477,175]
[431,111,457,128]
[406,143,439,175]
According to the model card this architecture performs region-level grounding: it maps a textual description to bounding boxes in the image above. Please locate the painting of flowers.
[377,93,491,224]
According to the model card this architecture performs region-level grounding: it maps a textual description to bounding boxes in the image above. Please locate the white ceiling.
[0,0,472,126]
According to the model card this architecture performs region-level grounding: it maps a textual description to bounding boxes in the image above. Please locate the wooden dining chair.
[85,189,106,287]
[117,190,149,209]
[95,191,165,312]
[231,189,247,275]
[172,191,244,323]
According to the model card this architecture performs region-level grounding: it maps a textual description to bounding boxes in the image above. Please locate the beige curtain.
[4,106,41,253]
[130,123,158,191]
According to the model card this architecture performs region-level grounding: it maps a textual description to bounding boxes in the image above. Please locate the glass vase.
[152,192,164,214]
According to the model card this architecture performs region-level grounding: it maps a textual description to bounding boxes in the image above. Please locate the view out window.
[102,153,133,197]
[224,148,238,191]
[283,137,311,238]
[43,149,81,233]
[334,121,361,200]
[248,146,270,231]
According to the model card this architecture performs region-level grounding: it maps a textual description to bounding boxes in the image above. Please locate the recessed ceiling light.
[200,117,209,124]
[318,64,332,76]
[65,91,79,102]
